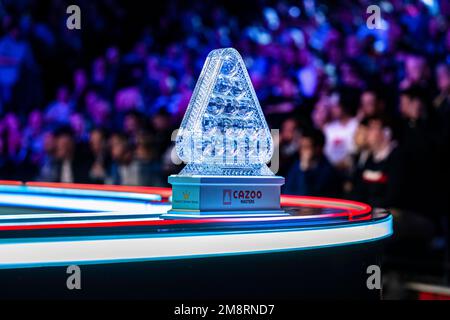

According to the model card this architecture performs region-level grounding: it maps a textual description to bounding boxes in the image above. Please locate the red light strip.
[25,182,173,199]
[0,180,23,186]
[0,182,373,231]
[281,194,372,214]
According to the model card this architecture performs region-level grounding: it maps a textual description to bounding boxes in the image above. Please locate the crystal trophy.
[167,48,285,217]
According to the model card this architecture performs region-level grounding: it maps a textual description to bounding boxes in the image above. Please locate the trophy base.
[162,210,288,219]
[165,175,286,218]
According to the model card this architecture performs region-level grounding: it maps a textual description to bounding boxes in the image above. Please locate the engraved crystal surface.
[176,48,274,176]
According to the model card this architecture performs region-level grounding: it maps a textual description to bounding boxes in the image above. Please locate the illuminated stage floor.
[0,181,392,299]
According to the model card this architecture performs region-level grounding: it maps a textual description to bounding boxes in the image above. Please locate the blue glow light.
[0,185,161,201]
[0,186,169,215]
[175,48,274,176]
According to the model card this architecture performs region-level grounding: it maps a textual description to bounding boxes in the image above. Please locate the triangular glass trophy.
[176,48,274,176]
[167,48,285,218]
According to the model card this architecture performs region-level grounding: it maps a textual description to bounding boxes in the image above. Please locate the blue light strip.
[0,185,161,201]
[0,193,168,215]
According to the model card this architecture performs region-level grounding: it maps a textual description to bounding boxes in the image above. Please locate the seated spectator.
[2,113,22,161]
[323,92,359,170]
[397,86,443,215]
[36,131,57,182]
[433,64,450,214]
[108,132,139,185]
[150,108,173,158]
[91,57,109,97]
[353,118,370,162]
[70,113,89,143]
[277,117,300,177]
[72,68,88,106]
[357,89,385,121]
[22,110,45,164]
[41,127,92,183]
[135,131,165,186]
[343,118,371,195]
[44,86,73,126]
[88,128,111,184]
[123,110,145,143]
[399,54,430,90]
[311,95,331,130]
[351,116,400,208]
[339,60,364,90]
[433,63,450,134]
[85,89,111,129]
[399,85,433,127]
[57,127,92,183]
[283,128,340,197]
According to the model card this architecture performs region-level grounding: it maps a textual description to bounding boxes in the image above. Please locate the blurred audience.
[0,0,448,222]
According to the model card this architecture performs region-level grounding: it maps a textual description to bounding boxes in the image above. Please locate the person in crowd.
[104,46,121,99]
[70,113,89,143]
[0,116,18,179]
[433,63,450,187]
[88,128,111,184]
[91,57,109,98]
[323,92,359,171]
[351,116,400,208]
[72,68,89,107]
[19,110,47,178]
[353,118,370,163]
[311,95,331,131]
[44,86,73,126]
[150,108,173,158]
[123,110,145,143]
[108,132,139,185]
[36,131,57,182]
[357,89,385,121]
[85,89,111,129]
[283,128,340,197]
[399,54,430,91]
[339,60,364,91]
[1,113,22,162]
[277,117,300,177]
[134,131,166,186]
[22,110,45,160]
[343,117,371,196]
[396,85,442,215]
[433,63,450,133]
[39,127,92,183]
